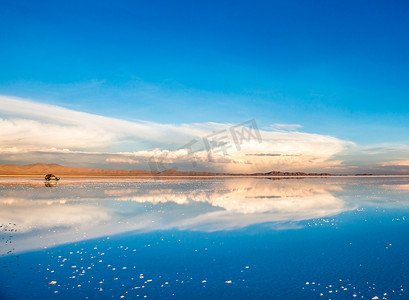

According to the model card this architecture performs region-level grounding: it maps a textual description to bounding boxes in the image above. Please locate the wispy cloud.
[331,144,409,174]
[105,158,140,164]
[269,123,303,131]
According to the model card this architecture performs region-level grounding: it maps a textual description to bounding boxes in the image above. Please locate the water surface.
[1,177,409,299]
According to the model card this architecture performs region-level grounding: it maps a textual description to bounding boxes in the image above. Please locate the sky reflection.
[1,177,409,254]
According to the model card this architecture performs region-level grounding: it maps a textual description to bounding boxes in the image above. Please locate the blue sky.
[1,0,409,173]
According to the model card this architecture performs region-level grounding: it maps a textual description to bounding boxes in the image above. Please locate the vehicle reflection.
[44,181,58,187]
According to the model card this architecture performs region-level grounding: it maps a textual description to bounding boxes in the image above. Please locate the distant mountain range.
[0,163,334,176]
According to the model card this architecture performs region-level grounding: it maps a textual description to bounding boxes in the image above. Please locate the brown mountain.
[0,163,221,176]
[0,163,333,176]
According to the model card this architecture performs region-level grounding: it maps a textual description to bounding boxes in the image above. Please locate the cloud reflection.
[0,178,364,253]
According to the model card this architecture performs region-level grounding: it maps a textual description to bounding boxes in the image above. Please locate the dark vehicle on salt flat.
[44,174,60,181]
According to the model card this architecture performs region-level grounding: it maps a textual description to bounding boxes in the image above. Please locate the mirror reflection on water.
[1,177,409,299]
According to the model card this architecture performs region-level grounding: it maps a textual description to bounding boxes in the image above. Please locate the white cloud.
[0,95,354,172]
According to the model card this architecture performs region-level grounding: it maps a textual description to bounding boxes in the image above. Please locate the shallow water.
[1,177,409,299]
